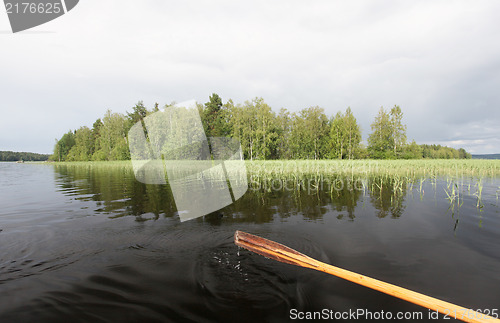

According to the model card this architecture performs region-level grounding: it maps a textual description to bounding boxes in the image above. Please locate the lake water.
[0,162,499,322]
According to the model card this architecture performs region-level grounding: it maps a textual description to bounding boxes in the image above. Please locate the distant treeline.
[419,144,471,159]
[472,154,500,160]
[51,94,471,161]
[0,151,50,161]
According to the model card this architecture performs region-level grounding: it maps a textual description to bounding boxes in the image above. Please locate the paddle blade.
[234,230,319,269]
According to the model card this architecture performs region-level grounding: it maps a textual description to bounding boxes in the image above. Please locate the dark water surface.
[0,162,499,322]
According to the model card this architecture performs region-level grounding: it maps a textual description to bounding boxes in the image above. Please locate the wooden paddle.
[234,230,499,323]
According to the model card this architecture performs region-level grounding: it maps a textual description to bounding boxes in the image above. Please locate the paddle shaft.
[311,258,497,323]
[234,231,499,323]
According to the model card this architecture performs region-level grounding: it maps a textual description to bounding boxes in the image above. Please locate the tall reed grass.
[245,159,500,179]
[48,159,500,179]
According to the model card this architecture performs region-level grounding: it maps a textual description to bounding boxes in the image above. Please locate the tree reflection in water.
[53,164,495,227]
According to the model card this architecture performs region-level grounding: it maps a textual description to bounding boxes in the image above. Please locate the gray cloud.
[1,0,499,154]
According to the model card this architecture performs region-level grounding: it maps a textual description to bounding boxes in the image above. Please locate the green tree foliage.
[344,107,362,159]
[201,93,231,138]
[252,98,279,160]
[290,106,329,159]
[368,105,407,159]
[389,105,407,156]
[127,101,148,127]
[229,100,255,160]
[401,140,423,159]
[275,108,292,159]
[52,130,76,161]
[67,126,93,161]
[458,148,472,159]
[221,99,236,139]
[91,118,103,155]
[93,110,130,161]
[148,105,207,160]
[329,111,345,159]
[51,98,472,161]
[421,144,471,159]
[230,98,278,160]
[368,107,393,159]
[329,107,362,159]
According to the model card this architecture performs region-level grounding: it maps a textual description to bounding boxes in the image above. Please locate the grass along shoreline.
[44,159,500,178]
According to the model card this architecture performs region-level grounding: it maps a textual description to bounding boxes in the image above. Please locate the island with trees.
[50,94,471,162]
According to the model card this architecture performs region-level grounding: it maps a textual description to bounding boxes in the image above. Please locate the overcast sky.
[1,0,499,154]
